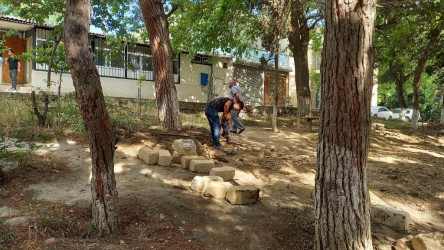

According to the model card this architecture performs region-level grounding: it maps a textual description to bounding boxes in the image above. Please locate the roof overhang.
[0,21,32,32]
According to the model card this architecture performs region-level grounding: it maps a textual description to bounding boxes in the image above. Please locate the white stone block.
[181,155,206,169]
[189,159,215,173]
[210,166,235,181]
[172,151,184,163]
[288,182,315,199]
[158,149,172,166]
[138,146,158,165]
[190,176,223,194]
[371,205,410,233]
[226,186,260,205]
[173,139,197,155]
[204,182,234,199]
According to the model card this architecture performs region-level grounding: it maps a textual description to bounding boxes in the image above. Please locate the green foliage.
[309,70,321,92]
[170,0,261,57]
[309,27,324,53]
[378,74,442,121]
[375,0,444,122]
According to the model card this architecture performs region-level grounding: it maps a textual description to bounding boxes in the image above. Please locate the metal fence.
[34,28,179,82]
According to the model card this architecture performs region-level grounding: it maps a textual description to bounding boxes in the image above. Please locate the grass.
[0,219,15,247]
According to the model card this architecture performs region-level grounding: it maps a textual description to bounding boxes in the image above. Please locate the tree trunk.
[64,0,119,236]
[272,12,281,133]
[441,94,444,124]
[315,0,376,249]
[289,2,312,117]
[411,25,442,129]
[31,33,62,127]
[272,52,279,132]
[393,66,408,120]
[139,0,182,131]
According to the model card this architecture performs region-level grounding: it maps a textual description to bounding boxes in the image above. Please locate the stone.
[411,232,444,250]
[6,216,31,226]
[172,151,184,163]
[0,206,21,218]
[411,236,427,250]
[190,176,223,194]
[204,181,234,199]
[45,238,60,245]
[375,123,385,131]
[370,205,410,233]
[288,182,315,199]
[181,155,206,169]
[158,149,172,166]
[210,166,235,181]
[173,139,197,155]
[393,240,410,250]
[226,186,260,205]
[138,146,158,165]
[189,159,215,173]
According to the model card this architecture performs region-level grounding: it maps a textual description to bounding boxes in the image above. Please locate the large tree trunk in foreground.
[315,0,376,249]
[139,0,182,130]
[64,0,119,236]
[289,2,312,117]
[411,25,442,129]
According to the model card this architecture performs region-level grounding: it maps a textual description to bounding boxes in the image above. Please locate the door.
[2,37,25,84]
[264,73,287,106]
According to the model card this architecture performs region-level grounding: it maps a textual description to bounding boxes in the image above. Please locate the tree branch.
[166,4,182,18]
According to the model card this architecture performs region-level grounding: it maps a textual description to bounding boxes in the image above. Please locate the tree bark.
[272,9,281,133]
[411,25,442,129]
[289,1,312,117]
[31,33,62,127]
[441,94,444,124]
[139,0,182,130]
[393,63,408,120]
[64,0,119,236]
[315,0,376,249]
[272,52,279,132]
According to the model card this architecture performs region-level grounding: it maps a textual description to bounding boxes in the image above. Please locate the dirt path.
[3,124,444,249]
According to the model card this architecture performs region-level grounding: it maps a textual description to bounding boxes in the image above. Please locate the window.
[201,56,211,64]
[142,56,154,71]
[192,55,201,63]
[223,62,228,69]
[128,54,140,71]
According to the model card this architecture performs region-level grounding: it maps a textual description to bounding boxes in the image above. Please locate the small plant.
[0,219,15,246]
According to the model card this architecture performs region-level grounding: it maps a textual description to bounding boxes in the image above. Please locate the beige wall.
[32,70,157,99]
[31,53,234,103]
[176,53,233,103]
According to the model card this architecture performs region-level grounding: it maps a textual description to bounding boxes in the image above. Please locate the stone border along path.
[137,139,260,205]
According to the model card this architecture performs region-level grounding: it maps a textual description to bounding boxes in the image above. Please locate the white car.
[392,108,420,121]
[371,106,393,120]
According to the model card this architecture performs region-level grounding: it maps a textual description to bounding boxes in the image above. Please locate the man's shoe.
[231,130,237,134]
[12,89,17,93]
[237,129,245,135]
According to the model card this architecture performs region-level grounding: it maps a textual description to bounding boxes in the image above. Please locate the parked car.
[371,106,393,120]
[392,108,420,121]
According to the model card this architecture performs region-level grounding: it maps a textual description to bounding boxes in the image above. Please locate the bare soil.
[1,121,444,249]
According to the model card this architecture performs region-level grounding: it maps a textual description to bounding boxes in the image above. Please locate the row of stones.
[190,171,260,205]
[138,139,260,205]
[282,181,411,233]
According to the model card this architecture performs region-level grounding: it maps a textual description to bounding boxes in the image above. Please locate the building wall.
[176,53,233,103]
[32,70,157,99]
[31,53,235,104]
[233,64,264,106]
